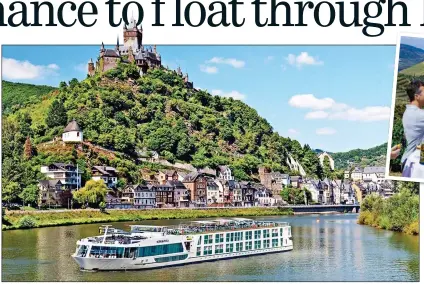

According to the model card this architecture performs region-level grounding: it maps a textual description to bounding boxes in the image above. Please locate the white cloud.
[211,89,246,101]
[206,57,245,68]
[285,52,323,68]
[2,57,60,80]
[289,94,341,110]
[200,65,218,74]
[329,106,391,122]
[305,111,329,119]
[316,127,336,135]
[288,129,299,135]
[289,94,388,122]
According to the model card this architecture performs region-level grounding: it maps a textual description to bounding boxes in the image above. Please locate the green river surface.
[1,213,419,281]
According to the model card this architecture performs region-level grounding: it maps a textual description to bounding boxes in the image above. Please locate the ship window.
[245,231,252,240]
[198,236,202,245]
[245,241,252,250]
[235,242,243,252]
[272,239,279,247]
[225,243,234,253]
[272,229,278,237]
[196,247,201,256]
[280,228,283,236]
[263,229,270,238]
[203,245,213,255]
[215,233,224,243]
[254,230,261,239]
[263,240,270,248]
[254,240,261,249]
[215,244,224,254]
[155,254,188,263]
[204,235,213,244]
[89,246,122,258]
[234,232,242,242]
[288,227,291,236]
[226,232,234,242]
[77,245,88,257]
[137,243,184,257]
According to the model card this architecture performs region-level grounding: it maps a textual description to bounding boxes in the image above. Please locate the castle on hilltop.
[87,16,162,76]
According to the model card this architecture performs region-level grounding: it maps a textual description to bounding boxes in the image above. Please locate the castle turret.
[128,46,135,63]
[88,58,95,76]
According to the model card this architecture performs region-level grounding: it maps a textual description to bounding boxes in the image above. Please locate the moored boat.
[72,218,293,271]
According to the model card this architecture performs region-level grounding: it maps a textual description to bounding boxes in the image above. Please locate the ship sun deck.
[164,219,289,235]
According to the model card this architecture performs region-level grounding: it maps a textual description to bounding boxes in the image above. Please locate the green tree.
[46,100,67,128]
[59,81,67,89]
[73,180,108,208]
[19,185,39,207]
[3,182,21,204]
[322,156,333,179]
[280,186,311,205]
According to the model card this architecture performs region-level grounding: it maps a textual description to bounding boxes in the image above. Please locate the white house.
[40,163,82,190]
[304,180,320,203]
[91,166,118,188]
[132,184,156,209]
[62,119,83,142]
[217,166,234,181]
[351,167,363,181]
[206,179,220,205]
[362,167,385,183]
[318,152,335,170]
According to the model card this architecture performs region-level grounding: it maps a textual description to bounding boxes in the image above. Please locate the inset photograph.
[387,34,424,182]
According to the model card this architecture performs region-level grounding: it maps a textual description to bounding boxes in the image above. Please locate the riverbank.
[2,207,294,230]
[357,189,419,235]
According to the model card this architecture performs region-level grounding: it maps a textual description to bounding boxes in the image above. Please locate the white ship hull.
[72,219,294,271]
[73,245,293,271]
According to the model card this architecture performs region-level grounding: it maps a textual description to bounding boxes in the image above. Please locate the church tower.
[123,16,143,51]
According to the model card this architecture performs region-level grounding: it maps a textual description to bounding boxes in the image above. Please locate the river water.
[1,214,419,282]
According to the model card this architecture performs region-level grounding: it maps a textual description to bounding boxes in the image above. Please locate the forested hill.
[331,143,387,169]
[399,44,424,71]
[2,63,328,191]
[2,80,56,114]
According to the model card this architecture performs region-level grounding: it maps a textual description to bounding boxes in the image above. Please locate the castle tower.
[153,45,157,54]
[128,46,135,63]
[87,58,95,76]
[123,16,143,51]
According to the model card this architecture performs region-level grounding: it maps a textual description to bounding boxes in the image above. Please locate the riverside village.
[10,19,394,212]
[36,120,391,210]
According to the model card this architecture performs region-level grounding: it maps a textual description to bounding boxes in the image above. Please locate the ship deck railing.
[166,220,289,235]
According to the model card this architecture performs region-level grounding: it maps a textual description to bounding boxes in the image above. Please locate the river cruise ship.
[72,218,293,271]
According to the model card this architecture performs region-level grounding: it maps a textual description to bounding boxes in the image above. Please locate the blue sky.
[2,44,396,152]
[401,36,424,49]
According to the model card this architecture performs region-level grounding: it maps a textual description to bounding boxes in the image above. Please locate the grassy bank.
[358,189,419,235]
[2,207,293,230]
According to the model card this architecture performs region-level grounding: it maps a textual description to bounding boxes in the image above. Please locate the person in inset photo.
[400,80,424,177]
